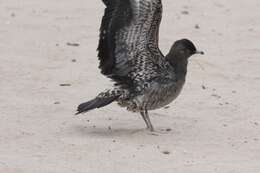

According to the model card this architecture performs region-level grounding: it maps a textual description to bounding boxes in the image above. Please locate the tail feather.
[76,95,120,115]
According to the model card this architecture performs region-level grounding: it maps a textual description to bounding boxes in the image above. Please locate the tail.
[76,91,120,115]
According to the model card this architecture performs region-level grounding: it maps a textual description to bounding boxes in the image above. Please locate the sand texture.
[0,0,260,172]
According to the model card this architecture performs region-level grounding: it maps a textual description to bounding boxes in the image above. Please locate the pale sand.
[0,0,260,173]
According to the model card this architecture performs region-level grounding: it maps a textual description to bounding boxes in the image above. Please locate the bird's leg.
[144,110,154,132]
[140,111,149,130]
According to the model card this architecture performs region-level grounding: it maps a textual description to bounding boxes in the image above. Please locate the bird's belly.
[145,83,184,110]
[119,80,185,112]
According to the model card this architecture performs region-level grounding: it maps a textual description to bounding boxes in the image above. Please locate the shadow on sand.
[72,125,147,138]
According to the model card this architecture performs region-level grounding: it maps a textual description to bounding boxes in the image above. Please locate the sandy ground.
[0,0,260,172]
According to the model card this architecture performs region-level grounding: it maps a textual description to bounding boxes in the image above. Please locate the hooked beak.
[195,50,205,55]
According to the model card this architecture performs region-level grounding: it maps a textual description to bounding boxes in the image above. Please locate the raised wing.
[98,0,163,87]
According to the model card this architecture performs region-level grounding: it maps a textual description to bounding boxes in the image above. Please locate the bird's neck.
[166,55,188,79]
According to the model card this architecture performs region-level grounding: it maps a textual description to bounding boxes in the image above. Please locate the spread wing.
[98,0,163,87]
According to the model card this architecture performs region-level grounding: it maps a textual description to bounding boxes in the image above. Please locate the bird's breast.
[122,78,185,111]
[145,79,185,110]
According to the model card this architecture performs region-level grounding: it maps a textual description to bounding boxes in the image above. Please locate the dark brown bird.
[76,0,204,131]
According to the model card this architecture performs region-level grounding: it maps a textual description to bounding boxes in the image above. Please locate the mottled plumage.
[76,0,204,131]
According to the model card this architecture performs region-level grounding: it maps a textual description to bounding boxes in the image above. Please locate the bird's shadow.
[72,125,149,138]
[71,124,173,139]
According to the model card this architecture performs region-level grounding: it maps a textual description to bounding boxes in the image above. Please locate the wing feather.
[98,0,133,75]
[98,0,164,87]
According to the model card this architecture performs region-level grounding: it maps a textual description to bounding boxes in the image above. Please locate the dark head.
[166,39,204,64]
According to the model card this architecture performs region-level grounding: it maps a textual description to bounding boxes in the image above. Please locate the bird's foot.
[147,128,172,136]
[146,126,154,132]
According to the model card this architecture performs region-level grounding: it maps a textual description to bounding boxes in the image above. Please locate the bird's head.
[166,39,204,64]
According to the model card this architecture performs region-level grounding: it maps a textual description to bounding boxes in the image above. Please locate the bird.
[76,0,204,131]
